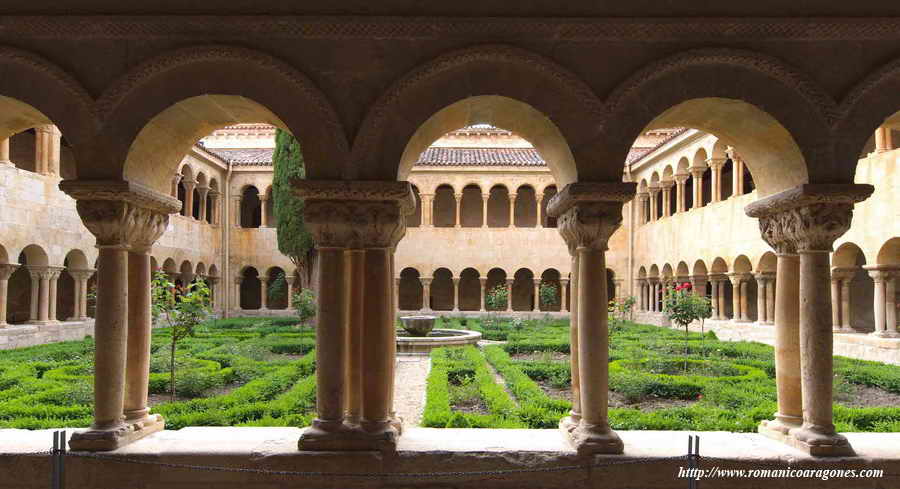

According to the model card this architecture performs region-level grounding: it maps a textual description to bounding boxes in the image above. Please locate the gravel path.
[393,355,431,427]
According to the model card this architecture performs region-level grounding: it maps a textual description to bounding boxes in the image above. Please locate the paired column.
[535,193,544,228]
[661,182,673,217]
[0,137,11,166]
[454,193,462,228]
[867,268,899,337]
[260,276,269,309]
[296,180,414,452]
[560,278,569,313]
[208,190,220,225]
[481,193,490,227]
[421,278,432,311]
[874,126,893,153]
[533,279,541,312]
[420,193,434,227]
[674,174,688,214]
[60,180,178,451]
[509,193,518,227]
[259,196,269,227]
[198,186,210,222]
[636,193,649,224]
[550,182,632,455]
[755,273,774,325]
[183,179,196,218]
[830,268,856,332]
[690,168,704,209]
[452,278,460,311]
[505,279,513,312]
[0,264,18,326]
[707,158,725,203]
[648,186,659,222]
[479,278,487,312]
[747,183,872,456]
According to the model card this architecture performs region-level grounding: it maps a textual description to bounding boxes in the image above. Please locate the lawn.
[0,317,318,430]
[424,316,900,432]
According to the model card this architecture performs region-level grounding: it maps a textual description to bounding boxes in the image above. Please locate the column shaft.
[80,277,89,319]
[841,279,852,330]
[506,280,513,312]
[757,277,767,323]
[29,273,39,321]
[453,279,460,312]
[0,138,9,164]
[508,195,517,227]
[38,273,50,322]
[124,251,153,423]
[533,280,541,312]
[481,195,489,227]
[345,250,365,424]
[361,248,394,432]
[92,246,129,430]
[740,280,749,321]
[886,274,897,336]
[312,248,346,429]
[260,198,269,227]
[773,254,802,428]
[718,280,726,319]
[479,279,486,312]
[872,276,886,335]
[831,278,841,331]
[568,254,581,422]
[260,278,268,309]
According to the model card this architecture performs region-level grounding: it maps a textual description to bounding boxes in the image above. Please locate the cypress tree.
[272,128,314,287]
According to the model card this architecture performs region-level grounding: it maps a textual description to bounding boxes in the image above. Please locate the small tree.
[292,288,317,328]
[485,284,509,312]
[608,296,636,335]
[151,270,212,401]
[538,282,559,310]
[662,282,711,372]
[268,271,288,308]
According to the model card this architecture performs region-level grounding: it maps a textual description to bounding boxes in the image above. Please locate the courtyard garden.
[1,315,900,433]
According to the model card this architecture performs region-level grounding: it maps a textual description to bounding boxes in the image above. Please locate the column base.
[69,416,164,451]
[758,415,801,443]
[299,420,398,452]
[871,330,900,338]
[563,422,623,455]
[786,425,855,457]
[558,414,580,433]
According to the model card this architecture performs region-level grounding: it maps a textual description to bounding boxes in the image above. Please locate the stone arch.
[195,262,207,280]
[539,268,562,312]
[511,268,535,311]
[711,257,729,275]
[607,49,835,197]
[179,260,194,286]
[487,184,510,228]
[459,184,483,228]
[458,267,481,311]
[162,258,177,275]
[637,266,647,279]
[266,266,288,310]
[485,268,508,311]
[757,252,777,273]
[430,267,454,311]
[9,245,48,324]
[692,260,708,277]
[514,184,538,228]
[208,264,219,278]
[832,242,875,332]
[357,45,604,184]
[540,185,558,228]
[648,264,660,278]
[676,261,690,280]
[433,184,456,228]
[876,238,900,266]
[0,46,96,162]
[240,185,262,228]
[240,266,261,310]
[398,267,423,311]
[19,244,48,267]
[94,45,346,191]
[733,255,753,274]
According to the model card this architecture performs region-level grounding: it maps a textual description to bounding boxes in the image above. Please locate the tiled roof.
[627,128,689,165]
[205,148,274,166]
[415,147,545,167]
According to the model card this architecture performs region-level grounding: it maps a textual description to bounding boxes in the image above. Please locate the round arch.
[399,267,423,311]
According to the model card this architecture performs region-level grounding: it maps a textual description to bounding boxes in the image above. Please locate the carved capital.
[746,184,873,253]
[547,182,634,253]
[68,269,95,281]
[75,200,169,249]
[0,264,18,280]
[296,180,415,249]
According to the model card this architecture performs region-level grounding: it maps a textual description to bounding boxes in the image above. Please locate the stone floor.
[1,428,898,488]
[393,355,430,426]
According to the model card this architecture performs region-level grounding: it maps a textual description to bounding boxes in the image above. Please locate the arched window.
[431,268,454,310]
[655,189,663,220]
[399,268,423,310]
[511,269,535,311]
[721,159,734,199]
[486,185,510,228]
[701,167,712,206]
[458,268,481,311]
[514,185,537,227]
[240,267,261,310]
[433,185,456,228]
[240,187,262,228]
[459,185,483,228]
[684,174,694,210]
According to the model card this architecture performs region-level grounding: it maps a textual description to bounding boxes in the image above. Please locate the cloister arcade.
[0,8,899,485]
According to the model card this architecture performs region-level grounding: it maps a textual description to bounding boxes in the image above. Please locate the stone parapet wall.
[0,320,95,350]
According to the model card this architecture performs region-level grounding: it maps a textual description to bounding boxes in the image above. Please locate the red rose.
[683,282,692,289]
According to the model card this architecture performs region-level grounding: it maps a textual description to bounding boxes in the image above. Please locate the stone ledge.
[1,428,898,489]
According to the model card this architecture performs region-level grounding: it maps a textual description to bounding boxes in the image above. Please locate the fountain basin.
[399,315,437,336]
[396,328,482,355]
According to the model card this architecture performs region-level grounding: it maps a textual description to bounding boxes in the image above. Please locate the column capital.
[864,265,900,281]
[754,271,775,281]
[746,184,874,253]
[0,263,19,280]
[689,166,705,178]
[728,272,752,285]
[548,182,635,253]
[533,278,543,285]
[420,277,433,286]
[479,277,488,285]
[830,267,856,281]
[295,180,415,249]
[452,277,460,285]
[706,157,727,169]
[674,173,689,184]
[60,180,179,248]
[660,180,675,190]
[560,278,570,286]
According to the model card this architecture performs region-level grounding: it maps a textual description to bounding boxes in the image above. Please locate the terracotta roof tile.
[206,148,274,166]
[415,147,545,167]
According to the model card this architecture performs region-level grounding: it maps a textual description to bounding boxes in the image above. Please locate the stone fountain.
[396,315,482,354]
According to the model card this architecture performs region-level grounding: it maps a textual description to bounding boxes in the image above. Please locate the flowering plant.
[662,282,712,371]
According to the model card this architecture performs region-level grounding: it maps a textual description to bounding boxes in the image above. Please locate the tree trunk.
[170,337,177,402]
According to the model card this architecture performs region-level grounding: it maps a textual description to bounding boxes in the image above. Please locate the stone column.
[259,276,269,310]
[208,277,220,310]
[35,268,52,324]
[198,186,210,223]
[509,193,517,227]
[886,271,898,337]
[709,279,718,318]
[60,180,180,451]
[453,278,460,312]
[717,278,727,320]
[690,167,704,209]
[830,268,855,332]
[535,193,544,227]
[34,125,47,174]
[420,194,433,227]
[345,249,365,425]
[562,252,581,430]
[549,181,632,455]
[868,268,899,337]
[68,271,82,321]
[233,277,242,311]
[47,268,62,322]
[259,196,269,228]
[170,174,182,198]
[740,277,750,322]
[874,126,893,153]
[0,138,11,166]
[183,180,196,218]
[421,278,432,311]
[454,192,462,228]
[296,180,414,451]
[830,273,842,331]
[560,278,569,313]
[755,273,768,324]
[0,264,18,326]
[393,278,400,312]
[746,183,871,456]
[208,190,220,225]
[124,224,167,436]
[675,174,687,213]
[766,276,776,325]
[840,274,853,331]
[505,279,514,312]
[27,268,40,321]
[232,195,241,227]
[707,158,725,203]
[661,182,673,217]
[648,187,659,222]
[533,279,541,312]
[481,193,489,227]
[479,278,487,312]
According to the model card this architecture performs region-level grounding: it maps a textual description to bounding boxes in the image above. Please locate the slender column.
[648,188,659,221]
[549,182,631,455]
[421,278,432,311]
[535,193,544,228]
[735,157,745,196]
[661,182,673,217]
[481,193,489,227]
[708,158,725,203]
[47,269,61,322]
[69,272,82,320]
[27,269,39,321]
[232,195,241,227]
[506,279,514,312]
[560,278,569,313]
[716,279,726,319]
[34,126,46,174]
[454,193,462,228]
[198,187,210,223]
[183,180,196,218]
[874,126,893,153]
[766,277,776,325]
[208,190,220,225]
[0,138,11,165]
[886,272,898,336]
[452,278,460,311]
[90,245,129,432]
[48,126,61,176]
[755,274,768,324]
[740,278,750,321]
[563,253,581,429]
[208,277,220,309]
[233,277,242,311]
[361,248,395,436]
[345,249,365,425]
[420,194,433,227]
[533,279,541,312]
[841,275,852,331]
[260,276,269,309]
[509,193,517,227]
[674,174,687,213]
[259,197,269,227]
[0,264,18,326]
[709,280,718,318]
[830,274,842,331]
[479,278,487,312]
[868,269,899,337]
[124,248,163,432]
[393,278,400,312]
[690,168,704,209]
[36,269,51,324]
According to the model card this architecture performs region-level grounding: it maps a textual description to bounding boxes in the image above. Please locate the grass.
[423,317,900,432]
[0,316,318,429]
